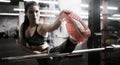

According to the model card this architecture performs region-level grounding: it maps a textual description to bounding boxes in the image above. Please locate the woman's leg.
[47,37,76,65]
[50,37,77,53]
[38,37,76,65]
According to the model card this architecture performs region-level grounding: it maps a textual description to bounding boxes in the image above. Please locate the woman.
[19,1,77,65]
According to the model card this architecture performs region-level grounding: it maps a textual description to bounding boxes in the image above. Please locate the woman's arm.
[41,11,65,32]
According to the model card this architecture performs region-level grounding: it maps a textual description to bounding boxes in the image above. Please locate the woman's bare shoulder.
[37,23,51,32]
[37,23,50,27]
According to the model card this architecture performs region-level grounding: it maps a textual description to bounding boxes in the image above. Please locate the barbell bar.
[1,44,120,62]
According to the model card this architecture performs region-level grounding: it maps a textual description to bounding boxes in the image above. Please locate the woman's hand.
[57,10,71,21]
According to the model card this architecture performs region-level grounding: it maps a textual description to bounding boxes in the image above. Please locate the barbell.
[1,44,120,62]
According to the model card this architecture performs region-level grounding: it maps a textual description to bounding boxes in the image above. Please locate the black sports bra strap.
[35,24,38,32]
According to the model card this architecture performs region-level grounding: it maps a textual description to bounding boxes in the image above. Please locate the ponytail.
[22,15,29,39]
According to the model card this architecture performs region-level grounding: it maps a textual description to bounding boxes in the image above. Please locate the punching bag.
[58,0,91,44]
[64,11,91,44]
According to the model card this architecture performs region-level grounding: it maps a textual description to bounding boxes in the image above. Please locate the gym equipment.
[1,44,120,62]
